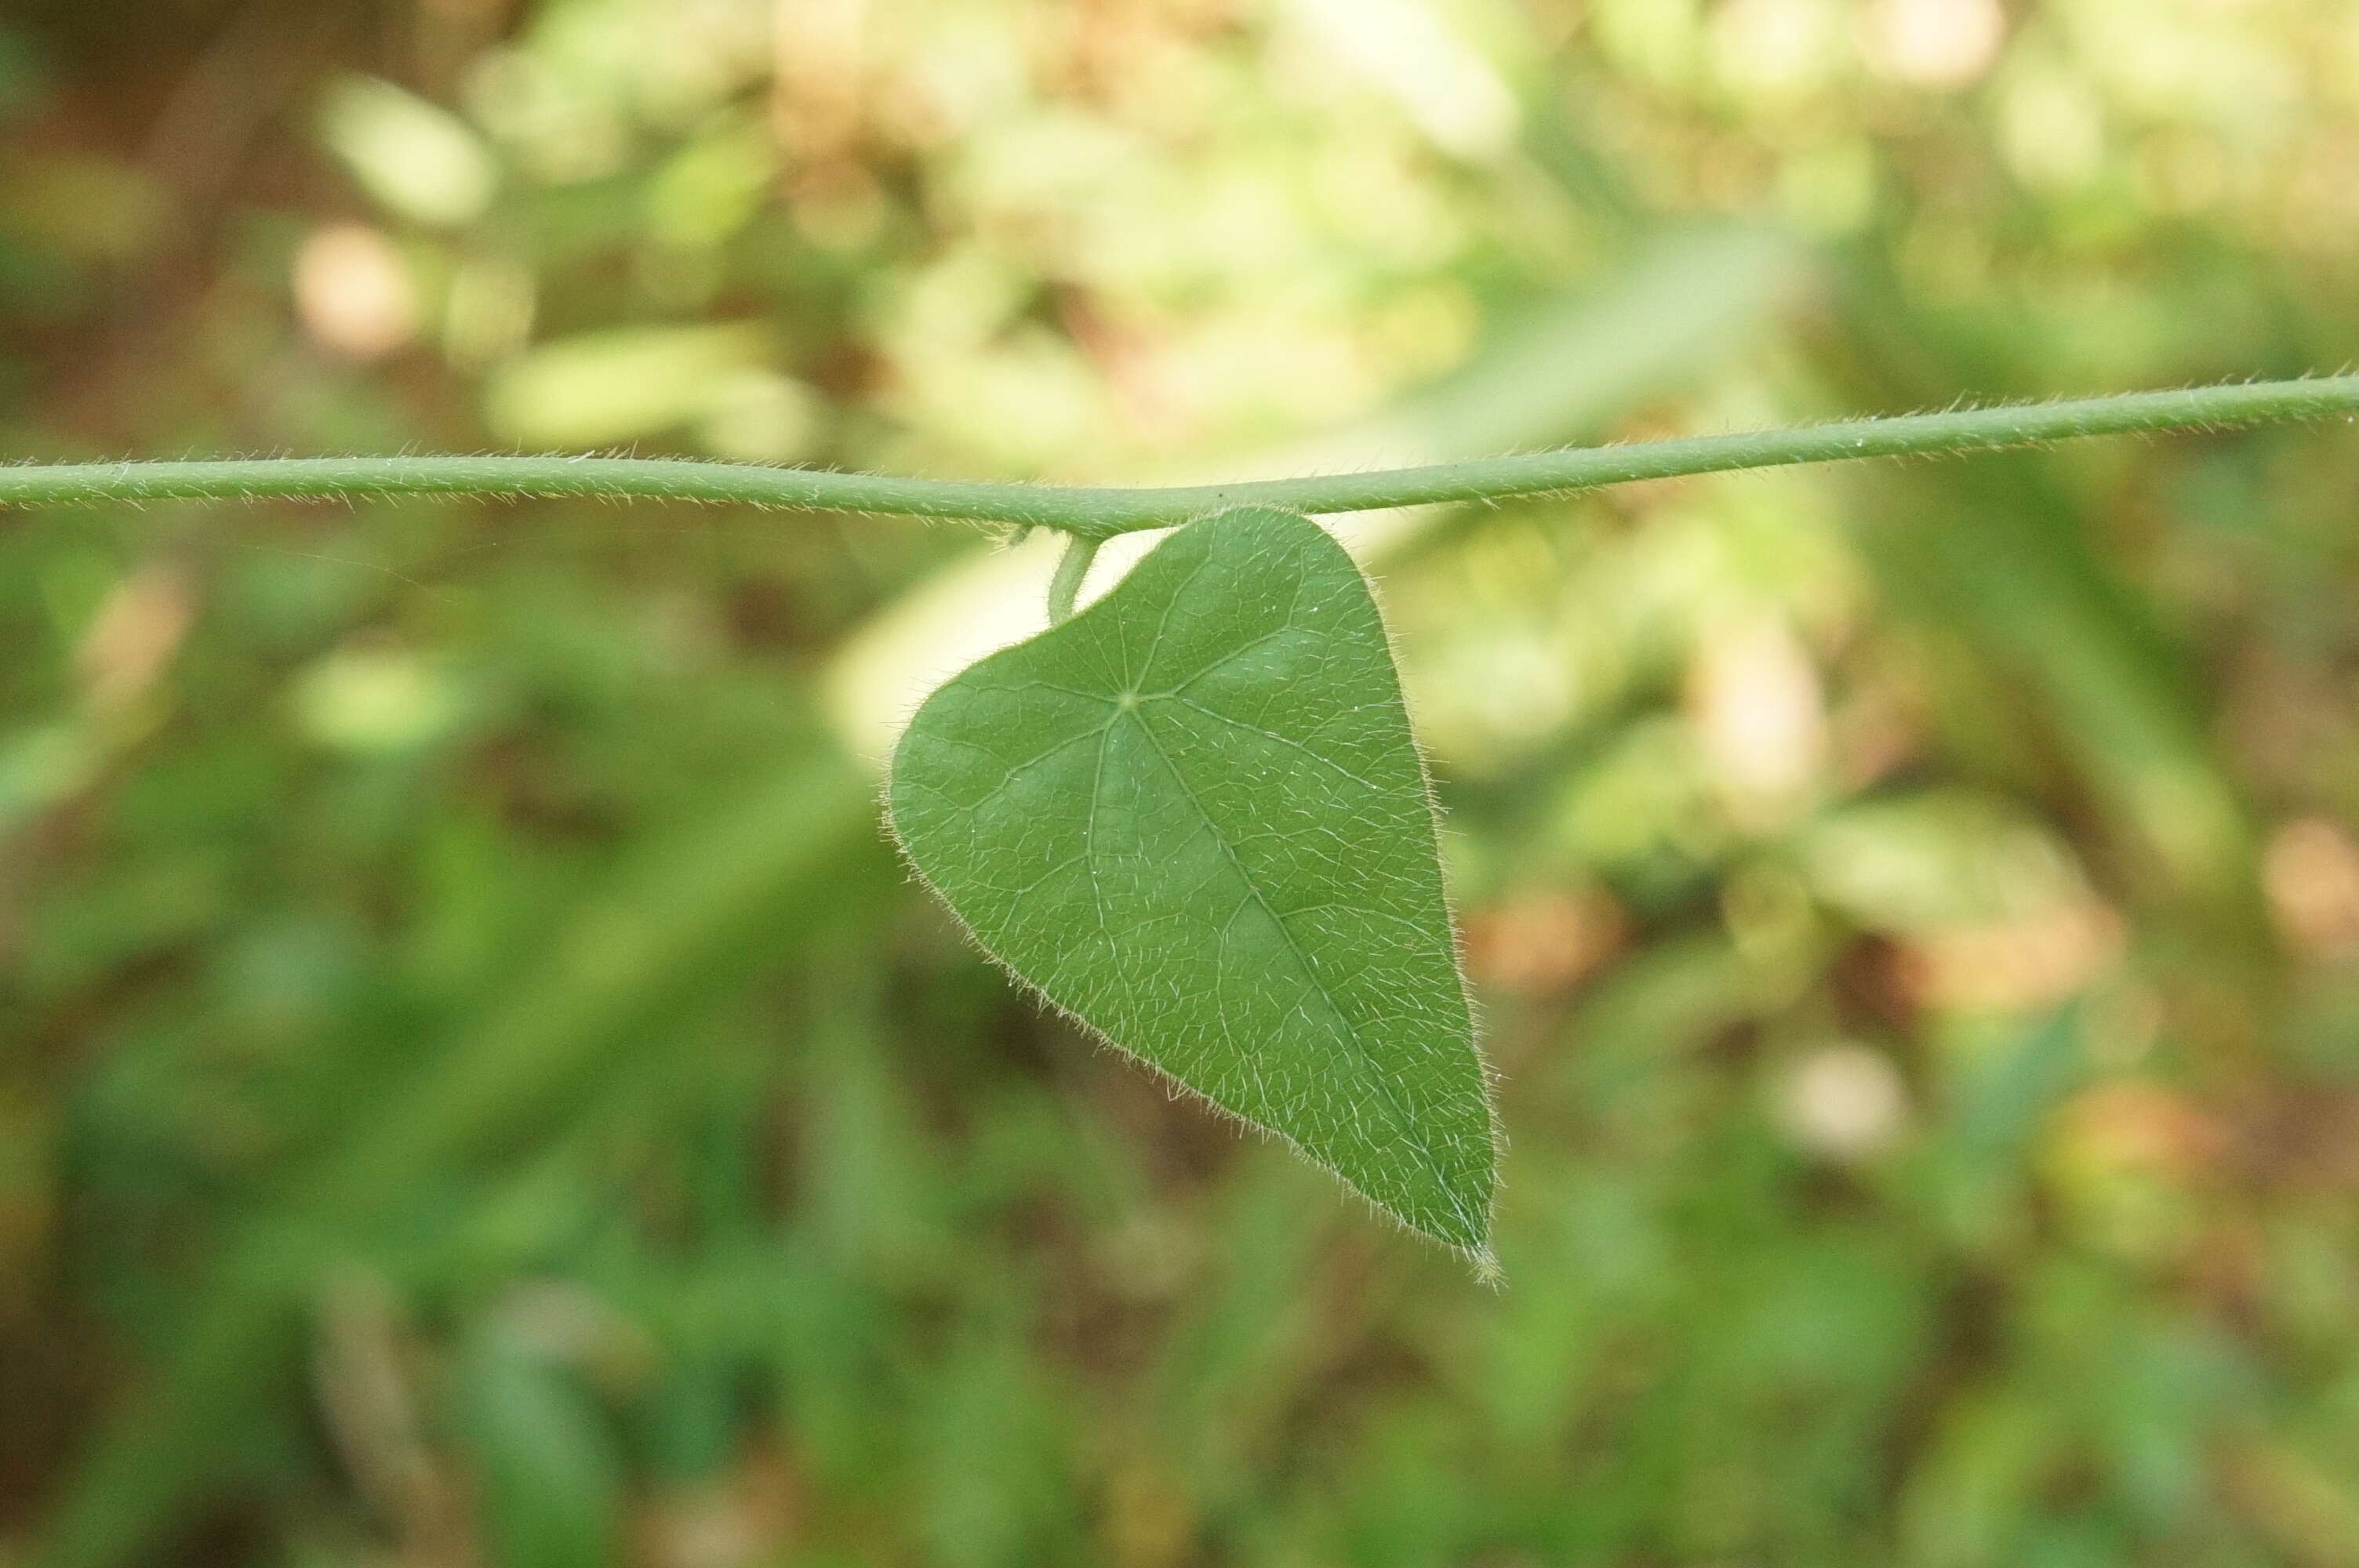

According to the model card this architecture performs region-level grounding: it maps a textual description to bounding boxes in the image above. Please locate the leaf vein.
[1126,706,1434,1177]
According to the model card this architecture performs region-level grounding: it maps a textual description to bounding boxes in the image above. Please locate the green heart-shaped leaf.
[889,506,1496,1262]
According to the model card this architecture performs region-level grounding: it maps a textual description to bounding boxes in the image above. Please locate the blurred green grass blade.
[1854,458,2259,913]
[1299,222,1808,562]
[1928,1006,2088,1250]
[757,1239,896,1486]
[38,754,885,1568]
[1547,934,1754,1105]
[30,1232,312,1568]
[1149,1152,1336,1501]
[1826,266,2266,938]
[1899,1386,2061,1568]
[1950,1005,2088,1170]
[456,1338,624,1568]
[797,962,949,1275]
[311,755,884,1210]
[917,1309,1079,1568]
[1322,225,1803,473]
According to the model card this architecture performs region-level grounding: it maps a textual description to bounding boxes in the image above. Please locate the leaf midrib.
[1122,702,1445,1204]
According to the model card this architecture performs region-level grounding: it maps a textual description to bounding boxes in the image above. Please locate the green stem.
[7,376,2356,538]
[1045,532,1101,624]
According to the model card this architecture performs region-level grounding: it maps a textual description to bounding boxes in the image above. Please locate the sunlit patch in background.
[1996,52,2109,191]
[1463,886,1629,1000]
[1775,1041,1911,1163]
[2040,1078,2225,1263]
[1897,898,2125,1015]
[1802,791,2126,1014]
[293,224,420,361]
[1710,0,1849,104]
[1687,608,1826,833]
[1280,0,1520,159]
[1860,0,2007,89]
[440,253,536,369]
[2263,816,2359,963]
[292,644,464,755]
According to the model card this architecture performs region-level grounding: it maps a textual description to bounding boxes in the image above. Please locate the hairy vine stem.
[6,376,2356,539]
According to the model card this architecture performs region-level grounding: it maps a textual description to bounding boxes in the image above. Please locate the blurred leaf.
[482,324,772,450]
[1899,1387,2059,1568]
[318,76,497,229]
[1801,789,2089,932]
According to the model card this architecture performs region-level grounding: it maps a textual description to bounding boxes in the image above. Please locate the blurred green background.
[5,1,2359,1564]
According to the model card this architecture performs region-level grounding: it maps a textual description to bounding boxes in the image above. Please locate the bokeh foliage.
[5,1,2359,1564]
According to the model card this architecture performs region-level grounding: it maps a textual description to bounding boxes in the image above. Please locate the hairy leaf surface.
[889,506,1496,1259]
